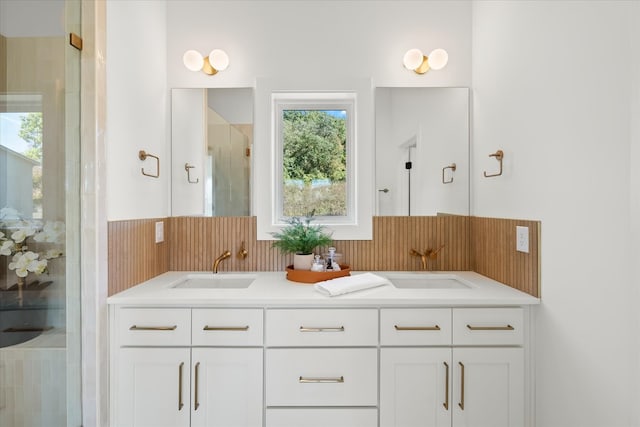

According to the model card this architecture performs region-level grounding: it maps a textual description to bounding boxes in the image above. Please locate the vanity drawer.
[266,408,378,427]
[265,348,377,406]
[117,308,191,346]
[380,308,452,346]
[192,308,263,346]
[453,308,523,346]
[265,309,378,347]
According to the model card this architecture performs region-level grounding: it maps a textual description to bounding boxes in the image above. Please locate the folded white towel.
[314,272,391,297]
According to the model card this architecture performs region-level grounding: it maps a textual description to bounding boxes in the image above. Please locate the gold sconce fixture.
[183,49,229,75]
[403,48,449,74]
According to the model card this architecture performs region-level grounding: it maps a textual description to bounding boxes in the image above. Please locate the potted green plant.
[271,211,333,270]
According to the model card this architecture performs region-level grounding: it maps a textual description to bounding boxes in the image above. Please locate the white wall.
[166,1,472,89]
[106,0,169,220]
[472,2,637,426]
[107,1,472,221]
[630,1,640,422]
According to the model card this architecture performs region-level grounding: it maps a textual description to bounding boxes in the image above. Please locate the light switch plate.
[155,221,164,243]
[516,226,529,253]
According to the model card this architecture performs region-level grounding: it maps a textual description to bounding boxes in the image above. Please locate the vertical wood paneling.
[109,215,539,298]
[107,218,169,296]
[167,216,470,273]
[470,216,540,298]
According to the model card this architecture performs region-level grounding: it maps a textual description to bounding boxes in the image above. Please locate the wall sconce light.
[403,48,448,74]
[183,49,229,75]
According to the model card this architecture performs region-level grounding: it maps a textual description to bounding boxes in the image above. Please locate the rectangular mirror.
[171,88,253,216]
[375,87,469,216]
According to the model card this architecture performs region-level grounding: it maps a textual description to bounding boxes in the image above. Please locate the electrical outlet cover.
[155,221,164,243]
[516,226,529,253]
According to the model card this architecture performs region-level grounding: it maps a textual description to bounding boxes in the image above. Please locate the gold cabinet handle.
[178,362,184,411]
[394,325,441,331]
[458,362,465,410]
[129,325,177,331]
[194,362,200,411]
[299,376,345,383]
[466,324,514,331]
[203,325,249,331]
[299,326,345,332]
[443,362,449,410]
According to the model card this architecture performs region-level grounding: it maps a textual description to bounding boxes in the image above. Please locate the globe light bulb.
[427,48,449,70]
[403,48,424,70]
[183,50,204,72]
[208,49,229,71]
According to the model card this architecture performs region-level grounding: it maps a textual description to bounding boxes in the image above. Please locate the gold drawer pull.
[443,361,449,410]
[299,326,345,332]
[129,325,177,331]
[466,324,514,331]
[203,325,249,331]
[194,362,200,411]
[394,325,441,331]
[178,362,184,411]
[458,362,465,410]
[299,376,345,383]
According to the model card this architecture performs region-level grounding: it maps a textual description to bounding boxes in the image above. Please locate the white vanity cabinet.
[110,307,263,427]
[380,307,525,427]
[109,272,538,427]
[264,308,379,427]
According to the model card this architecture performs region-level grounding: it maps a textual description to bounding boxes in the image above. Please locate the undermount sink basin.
[171,274,257,289]
[385,273,473,289]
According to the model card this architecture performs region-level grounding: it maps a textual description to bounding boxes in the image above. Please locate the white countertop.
[107,271,540,307]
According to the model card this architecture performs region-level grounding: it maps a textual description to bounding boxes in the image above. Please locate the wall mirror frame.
[375,87,470,217]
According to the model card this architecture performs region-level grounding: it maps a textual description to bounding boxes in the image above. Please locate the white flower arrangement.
[0,207,64,280]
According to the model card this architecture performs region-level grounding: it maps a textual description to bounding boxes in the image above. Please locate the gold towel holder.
[185,163,199,183]
[139,150,160,178]
[483,150,504,178]
[442,163,456,184]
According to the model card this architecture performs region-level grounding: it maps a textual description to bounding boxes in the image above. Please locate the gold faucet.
[237,241,248,259]
[410,245,445,270]
[212,250,231,273]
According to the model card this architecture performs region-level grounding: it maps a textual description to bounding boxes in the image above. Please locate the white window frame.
[254,77,374,241]
[272,92,356,226]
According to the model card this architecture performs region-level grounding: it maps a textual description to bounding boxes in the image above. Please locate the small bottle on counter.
[311,255,325,272]
[326,247,341,271]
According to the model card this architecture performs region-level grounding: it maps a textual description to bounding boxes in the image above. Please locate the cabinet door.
[453,348,524,427]
[116,347,190,427]
[380,348,452,427]
[191,348,263,427]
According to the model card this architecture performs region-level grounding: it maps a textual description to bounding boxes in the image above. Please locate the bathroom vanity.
[108,271,539,427]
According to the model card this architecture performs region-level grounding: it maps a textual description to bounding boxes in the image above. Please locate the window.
[254,78,373,241]
[273,93,355,225]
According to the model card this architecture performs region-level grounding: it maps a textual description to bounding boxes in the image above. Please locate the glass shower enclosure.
[0,0,82,425]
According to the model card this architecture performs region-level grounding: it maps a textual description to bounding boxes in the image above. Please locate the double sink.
[171,272,473,290]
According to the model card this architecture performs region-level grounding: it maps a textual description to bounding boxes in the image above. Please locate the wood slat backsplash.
[108,215,540,298]
[470,216,540,298]
[168,216,470,273]
[107,219,169,295]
